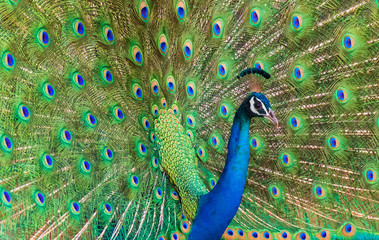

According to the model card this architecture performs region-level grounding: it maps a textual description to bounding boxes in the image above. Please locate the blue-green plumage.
[190,92,276,239]
[0,0,378,239]
[190,107,252,240]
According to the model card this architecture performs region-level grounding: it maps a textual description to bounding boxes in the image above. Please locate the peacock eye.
[254,101,262,109]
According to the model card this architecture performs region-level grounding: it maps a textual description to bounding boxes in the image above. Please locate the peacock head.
[241,92,278,127]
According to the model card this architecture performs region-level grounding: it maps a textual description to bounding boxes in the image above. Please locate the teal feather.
[0,0,378,239]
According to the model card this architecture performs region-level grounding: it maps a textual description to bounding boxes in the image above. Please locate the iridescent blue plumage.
[190,87,277,239]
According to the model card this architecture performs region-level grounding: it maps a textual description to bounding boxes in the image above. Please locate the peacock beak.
[265,109,279,128]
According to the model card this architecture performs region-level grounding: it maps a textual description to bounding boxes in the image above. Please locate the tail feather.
[0,0,378,239]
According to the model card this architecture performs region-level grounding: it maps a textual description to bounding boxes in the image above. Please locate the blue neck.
[189,108,251,240]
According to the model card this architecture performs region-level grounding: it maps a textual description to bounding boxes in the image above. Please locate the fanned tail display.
[0,0,378,239]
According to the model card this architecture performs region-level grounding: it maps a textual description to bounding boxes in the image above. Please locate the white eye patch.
[249,97,268,116]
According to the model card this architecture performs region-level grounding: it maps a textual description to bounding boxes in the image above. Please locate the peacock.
[0,0,378,239]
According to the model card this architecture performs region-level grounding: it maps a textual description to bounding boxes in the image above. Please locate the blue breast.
[189,110,251,240]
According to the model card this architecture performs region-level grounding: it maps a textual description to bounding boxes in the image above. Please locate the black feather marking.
[237,68,271,79]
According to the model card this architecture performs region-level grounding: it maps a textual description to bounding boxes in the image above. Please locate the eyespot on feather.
[180,220,191,234]
[37,29,50,47]
[327,135,340,150]
[223,228,236,240]
[102,25,115,44]
[1,188,12,207]
[220,104,230,118]
[151,156,159,169]
[112,106,125,121]
[314,185,327,199]
[186,115,196,128]
[1,135,13,153]
[130,175,140,188]
[170,189,179,200]
[276,230,291,240]
[139,0,149,22]
[17,104,31,122]
[280,153,294,167]
[335,87,349,104]
[176,0,187,22]
[79,159,92,174]
[183,40,193,60]
[250,136,262,150]
[154,187,163,201]
[289,115,302,130]
[254,61,264,70]
[236,229,246,240]
[261,231,273,240]
[137,142,147,156]
[161,98,167,108]
[364,168,377,184]
[291,14,303,31]
[218,62,228,78]
[60,129,73,144]
[269,185,281,199]
[70,201,80,215]
[341,223,355,238]
[250,8,262,26]
[101,67,113,84]
[152,105,159,117]
[85,112,97,128]
[292,66,305,81]
[102,202,113,215]
[102,147,114,161]
[72,19,85,37]
[2,51,15,70]
[132,46,143,65]
[212,19,224,38]
[295,232,310,240]
[186,82,196,98]
[151,79,160,96]
[159,34,168,55]
[166,76,176,93]
[34,191,46,207]
[133,83,144,100]
[316,230,331,240]
[72,72,85,89]
[247,230,261,240]
[42,83,56,99]
[342,34,356,51]
[41,153,54,170]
